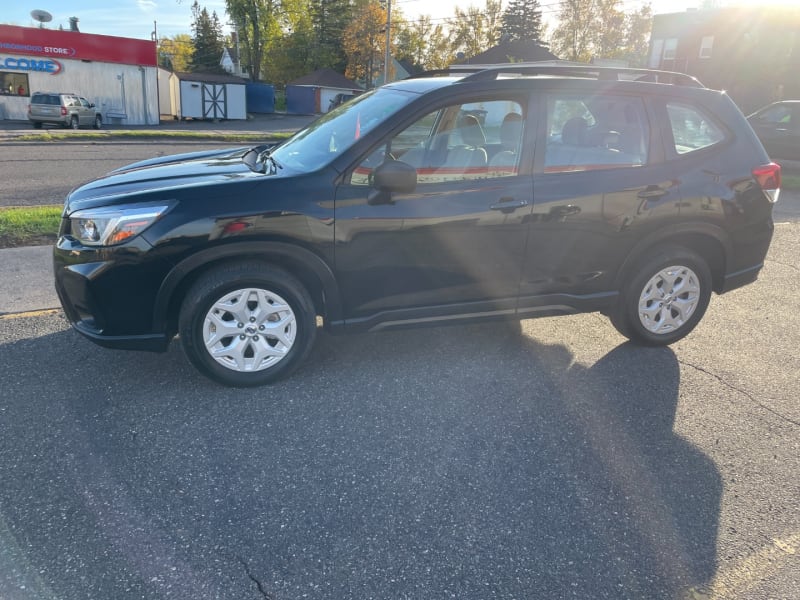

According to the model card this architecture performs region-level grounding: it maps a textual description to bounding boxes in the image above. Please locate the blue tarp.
[245,83,275,114]
[286,85,317,115]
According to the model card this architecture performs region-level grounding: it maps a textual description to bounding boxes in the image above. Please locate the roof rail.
[408,63,705,88]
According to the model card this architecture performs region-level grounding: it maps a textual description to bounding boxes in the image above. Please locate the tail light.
[27,104,31,115]
[60,106,67,116]
[752,163,781,204]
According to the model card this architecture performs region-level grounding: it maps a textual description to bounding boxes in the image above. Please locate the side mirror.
[89,103,95,108]
[368,160,417,205]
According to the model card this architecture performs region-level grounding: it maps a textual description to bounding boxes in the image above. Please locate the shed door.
[202,84,228,119]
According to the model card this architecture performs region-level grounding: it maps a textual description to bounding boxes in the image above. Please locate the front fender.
[152,241,343,331]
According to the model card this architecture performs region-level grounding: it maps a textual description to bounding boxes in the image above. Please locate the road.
[0,140,798,599]
[0,141,245,207]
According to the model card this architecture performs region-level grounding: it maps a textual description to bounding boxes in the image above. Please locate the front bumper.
[54,236,174,352]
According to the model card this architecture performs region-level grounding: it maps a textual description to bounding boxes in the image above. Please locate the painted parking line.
[684,532,799,599]
[0,308,60,320]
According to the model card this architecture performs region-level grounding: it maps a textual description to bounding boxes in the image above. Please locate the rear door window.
[544,94,649,173]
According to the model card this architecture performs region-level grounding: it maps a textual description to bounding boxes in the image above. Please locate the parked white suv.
[28,92,102,129]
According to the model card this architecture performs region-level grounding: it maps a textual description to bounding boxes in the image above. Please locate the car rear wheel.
[610,245,712,346]
[178,263,317,387]
[69,116,79,130]
[93,115,102,130]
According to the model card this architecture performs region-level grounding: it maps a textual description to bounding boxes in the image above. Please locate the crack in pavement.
[765,258,800,273]
[237,556,275,600]
[679,359,800,427]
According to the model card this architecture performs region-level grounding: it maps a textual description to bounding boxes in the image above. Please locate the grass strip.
[13,130,294,143]
[0,205,61,248]
[781,174,800,191]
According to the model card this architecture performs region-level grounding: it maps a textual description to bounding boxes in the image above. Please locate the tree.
[158,34,194,72]
[593,0,626,59]
[190,1,226,72]
[622,4,653,66]
[311,0,354,71]
[550,0,596,62]
[449,0,503,60]
[343,1,387,88]
[500,0,546,45]
[394,13,456,71]
[550,0,653,64]
[263,0,316,85]
[225,0,284,82]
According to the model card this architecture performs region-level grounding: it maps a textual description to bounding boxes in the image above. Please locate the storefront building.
[0,24,158,124]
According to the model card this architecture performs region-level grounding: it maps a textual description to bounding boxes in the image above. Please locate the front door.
[334,96,533,326]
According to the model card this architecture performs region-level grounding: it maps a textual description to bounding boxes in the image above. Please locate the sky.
[1,0,796,41]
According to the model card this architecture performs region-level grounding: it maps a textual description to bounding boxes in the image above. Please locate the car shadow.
[0,320,720,599]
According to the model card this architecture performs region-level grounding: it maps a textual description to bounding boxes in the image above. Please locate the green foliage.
[191,0,226,73]
[394,14,455,72]
[501,0,545,45]
[310,0,354,72]
[449,0,503,60]
[550,0,652,65]
[225,0,284,82]
[158,34,194,72]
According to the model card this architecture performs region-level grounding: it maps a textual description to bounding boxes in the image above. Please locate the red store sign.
[0,24,156,67]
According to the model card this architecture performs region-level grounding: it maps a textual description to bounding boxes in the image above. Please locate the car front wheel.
[178,263,317,386]
[610,245,712,346]
[93,115,102,129]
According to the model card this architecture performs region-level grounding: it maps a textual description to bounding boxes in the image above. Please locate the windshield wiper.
[257,148,282,174]
[242,145,282,174]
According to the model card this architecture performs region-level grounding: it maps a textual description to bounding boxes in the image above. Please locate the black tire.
[33,121,42,129]
[70,116,79,130]
[610,245,712,346]
[93,115,102,130]
[178,262,317,387]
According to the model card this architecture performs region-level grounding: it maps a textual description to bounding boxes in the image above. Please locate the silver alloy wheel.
[202,287,297,372]
[638,265,701,334]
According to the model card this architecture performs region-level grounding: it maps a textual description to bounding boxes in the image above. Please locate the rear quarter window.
[666,102,725,155]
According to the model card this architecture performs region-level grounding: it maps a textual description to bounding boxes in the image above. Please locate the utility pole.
[383,0,392,85]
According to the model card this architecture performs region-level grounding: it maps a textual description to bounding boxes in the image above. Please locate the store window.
[0,72,30,97]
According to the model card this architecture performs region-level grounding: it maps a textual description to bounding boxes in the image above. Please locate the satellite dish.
[30,9,53,27]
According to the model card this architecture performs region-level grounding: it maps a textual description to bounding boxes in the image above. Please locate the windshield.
[271,88,418,172]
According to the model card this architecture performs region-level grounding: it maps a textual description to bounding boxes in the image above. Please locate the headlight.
[69,203,171,246]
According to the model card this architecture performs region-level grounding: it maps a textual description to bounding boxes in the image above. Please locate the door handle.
[490,197,529,212]
[637,188,668,199]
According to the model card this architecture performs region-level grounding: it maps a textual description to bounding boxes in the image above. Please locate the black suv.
[54,65,781,386]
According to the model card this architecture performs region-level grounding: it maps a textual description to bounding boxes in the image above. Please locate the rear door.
[519,88,680,311]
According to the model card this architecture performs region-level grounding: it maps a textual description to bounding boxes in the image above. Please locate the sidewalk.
[0,245,56,315]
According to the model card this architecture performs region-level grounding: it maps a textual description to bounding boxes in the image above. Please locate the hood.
[66,146,267,211]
